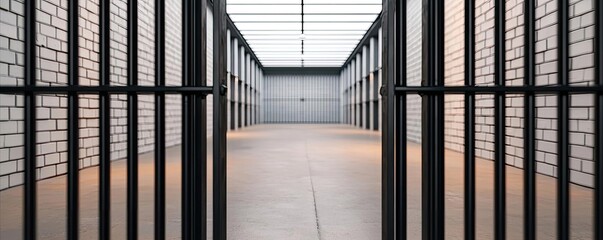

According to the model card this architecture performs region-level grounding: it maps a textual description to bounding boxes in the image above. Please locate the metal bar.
[191,0,207,237]
[0,86,214,94]
[23,0,37,238]
[524,0,537,238]
[67,0,80,237]
[557,0,570,238]
[381,0,395,238]
[494,0,506,238]
[181,97,192,240]
[396,0,408,238]
[98,0,111,237]
[595,0,603,237]
[392,86,603,94]
[214,0,228,238]
[464,0,476,238]
[127,0,139,238]
[154,0,166,238]
[421,0,445,238]
[181,0,192,237]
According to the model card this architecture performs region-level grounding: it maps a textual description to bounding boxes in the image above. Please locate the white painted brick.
[39,165,56,179]
[8,172,22,186]
[573,0,593,16]
[0,95,16,106]
[0,121,18,134]
[56,162,66,174]
[9,146,22,160]
[0,148,8,162]
[571,53,594,69]
[0,176,8,190]
[571,145,593,160]
[537,162,555,176]
[570,170,593,187]
[0,160,16,175]
[570,39,593,57]
[37,119,56,131]
[3,134,22,147]
[570,94,593,106]
[44,153,60,165]
[38,142,56,155]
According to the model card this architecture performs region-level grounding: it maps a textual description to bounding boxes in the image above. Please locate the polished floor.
[0,124,595,239]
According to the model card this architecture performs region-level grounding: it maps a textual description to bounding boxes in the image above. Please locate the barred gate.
[1,0,228,239]
[380,0,602,239]
[5,0,603,239]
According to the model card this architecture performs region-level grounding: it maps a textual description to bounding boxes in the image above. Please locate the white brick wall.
[0,0,263,190]
[444,0,466,152]
[342,0,597,187]
[0,0,206,190]
[406,0,422,143]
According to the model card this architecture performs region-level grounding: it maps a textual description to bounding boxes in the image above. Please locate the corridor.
[1,125,595,239]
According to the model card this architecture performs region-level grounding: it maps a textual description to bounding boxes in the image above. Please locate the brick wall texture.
[2,0,599,189]
[0,0,221,190]
[343,0,597,187]
[440,0,597,187]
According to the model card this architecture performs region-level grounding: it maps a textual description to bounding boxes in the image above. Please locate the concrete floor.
[0,124,595,239]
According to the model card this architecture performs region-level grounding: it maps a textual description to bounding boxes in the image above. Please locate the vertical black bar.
[557,0,570,238]
[464,0,476,238]
[67,0,80,238]
[213,0,228,238]
[524,0,536,238]
[381,0,395,238]
[191,0,207,238]
[127,0,139,238]
[154,0,166,238]
[421,0,445,239]
[99,0,111,237]
[494,0,506,239]
[181,0,192,237]
[396,0,408,238]
[24,0,37,238]
[595,0,603,237]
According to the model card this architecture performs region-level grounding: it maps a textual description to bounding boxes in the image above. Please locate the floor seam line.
[305,140,322,240]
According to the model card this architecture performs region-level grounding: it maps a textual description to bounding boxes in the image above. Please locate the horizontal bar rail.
[393,86,603,94]
[0,86,215,94]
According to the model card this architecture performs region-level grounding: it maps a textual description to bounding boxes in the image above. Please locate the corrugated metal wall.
[263,69,340,123]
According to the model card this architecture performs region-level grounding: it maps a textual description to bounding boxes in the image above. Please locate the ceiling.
[227,0,382,68]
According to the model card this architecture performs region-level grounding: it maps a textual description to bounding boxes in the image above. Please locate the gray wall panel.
[264,71,340,123]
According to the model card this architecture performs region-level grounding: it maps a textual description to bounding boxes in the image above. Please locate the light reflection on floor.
[0,124,594,239]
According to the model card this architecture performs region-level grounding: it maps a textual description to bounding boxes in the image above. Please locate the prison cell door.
[380,0,603,239]
[5,0,230,239]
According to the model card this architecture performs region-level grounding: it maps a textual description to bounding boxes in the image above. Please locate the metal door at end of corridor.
[264,69,341,124]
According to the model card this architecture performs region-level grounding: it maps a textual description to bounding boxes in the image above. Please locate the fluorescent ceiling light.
[228,1,380,67]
